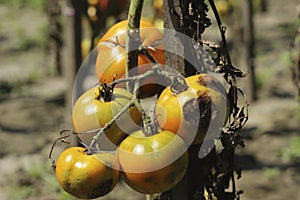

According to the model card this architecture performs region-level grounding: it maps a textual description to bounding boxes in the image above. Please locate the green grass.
[256,68,276,89]
[15,23,48,51]
[57,191,78,200]
[279,51,293,68]
[296,97,300,120]
[0,0,24,9]
[0,0,44,10]
[9,185,36,200]
[7,161,64,199]
[279,136,300,162]
[263,167,280,179]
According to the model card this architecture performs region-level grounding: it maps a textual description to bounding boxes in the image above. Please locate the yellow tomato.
[72,86,142,148]
[117,130,188,194]
[55,147,119,199]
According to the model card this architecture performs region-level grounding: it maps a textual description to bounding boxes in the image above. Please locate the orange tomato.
[55,147,119,199]
[95,19,164,97]
[155,74,228,144]
[117,130,188,194]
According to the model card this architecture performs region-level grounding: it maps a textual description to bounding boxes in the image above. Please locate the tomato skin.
[98,20,163,45]
[55,147,119,199]
[155,74,228,145]
[72,86,142,148]
[96,20,164,97]
[117,130,188,194]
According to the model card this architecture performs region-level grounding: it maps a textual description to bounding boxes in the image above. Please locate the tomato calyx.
[170,75,189,94]
[95,82,114,102]
[142,118,160,137]
[84,145,97,155]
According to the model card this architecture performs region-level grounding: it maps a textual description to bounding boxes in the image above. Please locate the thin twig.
[109,65,157,88]
[48,129,80,168]
[88,99,137,151]
[208,0,232,66]
[139,46,158,63]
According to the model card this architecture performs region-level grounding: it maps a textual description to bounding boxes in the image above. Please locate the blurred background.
[0,0,299,199]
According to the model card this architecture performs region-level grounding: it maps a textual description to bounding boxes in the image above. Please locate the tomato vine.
[49,0,249,199]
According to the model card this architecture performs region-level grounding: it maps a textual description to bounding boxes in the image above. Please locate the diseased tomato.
[55,147,119,199]
[155,74,228,145]
[95,19,164,97]
[72,85,142,148]
[117,130,188,194]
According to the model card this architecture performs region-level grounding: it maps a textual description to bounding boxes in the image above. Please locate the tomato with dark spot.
[55,147,119,199]
[155,74,228,145]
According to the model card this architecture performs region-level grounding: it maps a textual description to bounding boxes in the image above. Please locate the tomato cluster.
[54,19,227,199]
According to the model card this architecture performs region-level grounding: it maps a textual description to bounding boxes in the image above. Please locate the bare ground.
[0,1,299,200]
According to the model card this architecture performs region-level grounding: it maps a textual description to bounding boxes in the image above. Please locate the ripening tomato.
[155,74,228,145]
[95,19,164,97]
[72,86,142,148]
[55,147,119,199]
[117,130,188,194]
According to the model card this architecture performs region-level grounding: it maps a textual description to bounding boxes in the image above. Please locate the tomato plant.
[51,0,248,199]
[55,147,119,199]
[72,85,142,147]
[117,129,188,194]
[155,74,228,144]
[95,19,165,97]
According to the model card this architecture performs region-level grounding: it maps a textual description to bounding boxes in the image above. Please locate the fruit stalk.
[88,99,136,152]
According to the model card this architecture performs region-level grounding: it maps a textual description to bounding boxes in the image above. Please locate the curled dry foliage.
[161,0,248,199]
[200,1,249,199]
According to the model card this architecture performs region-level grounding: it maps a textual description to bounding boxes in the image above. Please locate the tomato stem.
[88,99,136,150]
[126,0,144,91]
[109,64,188,92]
[132,80,151,121]
[89,79,149,151]
[48,129,81,168]
[109,64,159,88]
[208,0,232,66]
